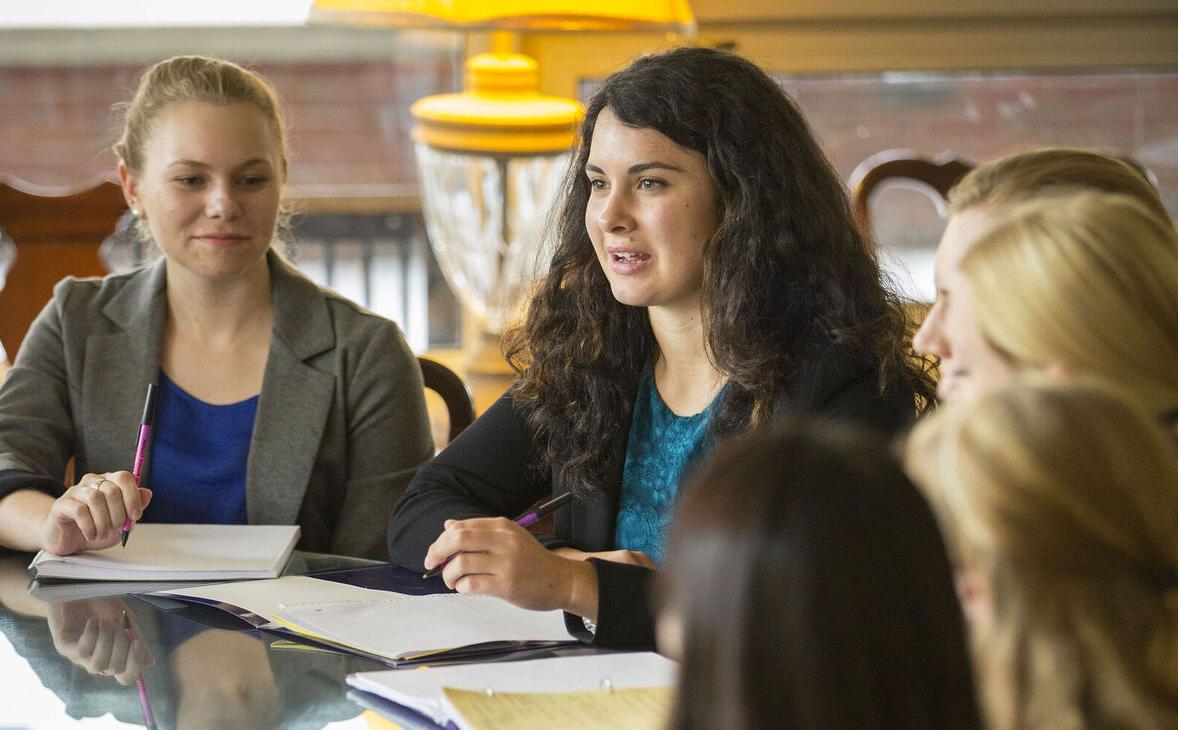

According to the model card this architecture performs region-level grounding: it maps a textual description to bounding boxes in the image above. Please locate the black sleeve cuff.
[0,469,62,505]
[562,558,657,650]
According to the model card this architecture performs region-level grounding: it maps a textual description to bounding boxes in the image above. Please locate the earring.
[130,208,140,218]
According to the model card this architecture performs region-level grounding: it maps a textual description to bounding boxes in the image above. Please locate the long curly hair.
[504,46,932,499]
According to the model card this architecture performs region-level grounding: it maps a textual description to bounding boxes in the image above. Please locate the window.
[776,69,1178,301]
[0,47,468,349]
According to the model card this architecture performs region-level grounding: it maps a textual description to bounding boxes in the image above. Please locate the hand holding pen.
[422,491,575,579]
[420,491,598,615]
[43,471,152,556]
[41,383,156,556]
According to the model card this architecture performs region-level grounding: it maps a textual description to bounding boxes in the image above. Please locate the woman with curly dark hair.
[388,46,932,649]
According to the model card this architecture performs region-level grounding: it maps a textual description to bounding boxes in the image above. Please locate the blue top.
[614,370,723,565]
[141,372,258,525]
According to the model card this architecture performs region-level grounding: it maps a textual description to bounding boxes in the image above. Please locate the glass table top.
[0,549,390,729]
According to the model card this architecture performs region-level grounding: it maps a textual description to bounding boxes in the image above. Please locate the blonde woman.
[913,147,1172,402]
[961,191,1178,421]
[0,56,433,559]
[906,377,1178,729]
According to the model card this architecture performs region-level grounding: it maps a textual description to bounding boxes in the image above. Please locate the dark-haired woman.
[659,420,980,729]
[387,46,933,648]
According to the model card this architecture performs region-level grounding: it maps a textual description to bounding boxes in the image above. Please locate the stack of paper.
[28,524,300,581]
[443,686,674,730]
[348,652,678,730]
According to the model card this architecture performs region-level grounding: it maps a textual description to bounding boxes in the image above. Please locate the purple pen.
[422,491,576,579]
[123,383,157,548]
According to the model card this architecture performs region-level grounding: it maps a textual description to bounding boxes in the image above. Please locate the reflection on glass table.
[0,550,387,729]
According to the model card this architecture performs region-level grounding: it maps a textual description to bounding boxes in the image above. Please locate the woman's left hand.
[424,517,599,619]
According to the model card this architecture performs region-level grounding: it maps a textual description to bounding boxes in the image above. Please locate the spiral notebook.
[28,524,300,581]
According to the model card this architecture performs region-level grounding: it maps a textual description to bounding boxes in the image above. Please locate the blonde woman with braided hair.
[905,376,1178,729]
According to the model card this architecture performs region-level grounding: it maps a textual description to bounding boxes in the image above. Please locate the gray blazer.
[0,251,433,560]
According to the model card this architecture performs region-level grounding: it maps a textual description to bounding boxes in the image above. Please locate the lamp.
[310,1,694,32]
[309,0,694,384]
[409,52,581,341]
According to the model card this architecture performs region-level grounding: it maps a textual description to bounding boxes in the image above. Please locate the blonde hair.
[960,191,1178,414]
[905,376,1178,729]
[114,55,288,177]
[947,147,1170,224]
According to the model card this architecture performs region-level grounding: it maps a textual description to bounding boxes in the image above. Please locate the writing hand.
[424,517,599,620]
[42,471,152,555]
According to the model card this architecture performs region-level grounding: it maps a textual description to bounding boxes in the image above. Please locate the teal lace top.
[614,369,724,565]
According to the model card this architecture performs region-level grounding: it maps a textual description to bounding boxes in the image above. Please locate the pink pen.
[422,491,575,579]
[123,383,157,548]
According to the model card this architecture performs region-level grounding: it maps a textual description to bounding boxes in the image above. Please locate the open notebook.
[153,575,577,667]
[348,652,678,730]
[28,524,300,581]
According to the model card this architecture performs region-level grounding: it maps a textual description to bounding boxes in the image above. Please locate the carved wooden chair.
[850,149,974,234]
[418,356,477,446]
[0,179,125,359]
[849,151,974,390]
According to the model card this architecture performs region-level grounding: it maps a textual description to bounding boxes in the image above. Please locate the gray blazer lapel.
[81,261,166,474]
[246,252,336,525]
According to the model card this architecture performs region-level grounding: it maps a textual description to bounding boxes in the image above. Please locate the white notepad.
[28,523,300,581]
[347,652,678,727]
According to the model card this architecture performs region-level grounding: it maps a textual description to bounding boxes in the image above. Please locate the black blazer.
[387,338,917,649]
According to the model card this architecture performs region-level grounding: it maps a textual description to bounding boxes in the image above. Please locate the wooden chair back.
[418,356,476,445]
[849,151,973,392]
[0,179,125,358]
[850,150,973,233]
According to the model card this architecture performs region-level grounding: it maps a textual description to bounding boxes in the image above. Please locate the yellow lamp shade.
[411,53,583,154]
[310,0,695,33]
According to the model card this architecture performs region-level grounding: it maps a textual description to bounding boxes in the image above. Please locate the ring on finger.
[88,478,109,491]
